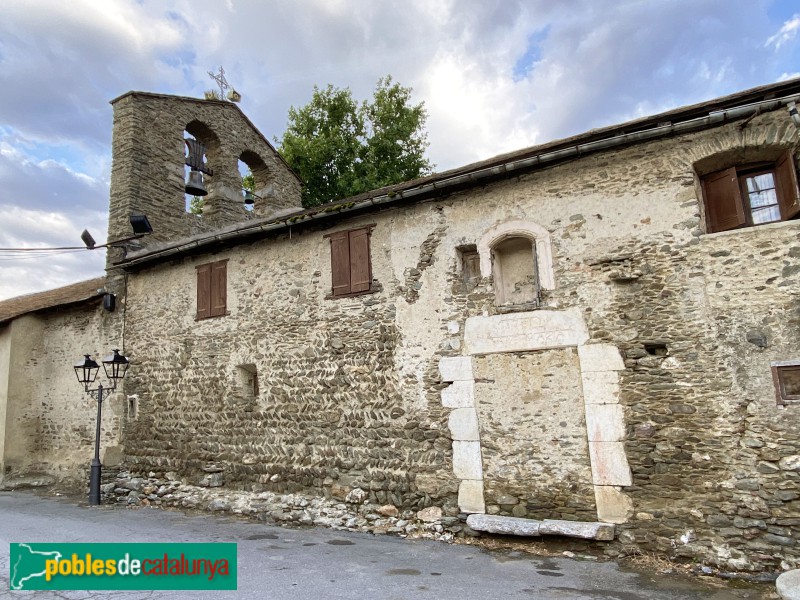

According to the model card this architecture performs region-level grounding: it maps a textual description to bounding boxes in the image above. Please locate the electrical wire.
[0,245,89,251]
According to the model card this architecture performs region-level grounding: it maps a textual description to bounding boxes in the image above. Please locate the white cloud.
[766,14,800,50]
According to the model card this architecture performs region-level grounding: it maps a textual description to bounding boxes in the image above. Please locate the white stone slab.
[578,344,624,372]
[581,371,621,405]
[777,569,800,600]
[466,515,615,540]
[452,441,484,480]
[458,480,486,514]
[540,519,615,540]
[589,441,632,486]
[448,408,480,441]
[441,380,475,408]
[585,404,626,442]
[467,514,541,536]
[463,307,589,355]
[439,356,474,382]
[594,486,633,524]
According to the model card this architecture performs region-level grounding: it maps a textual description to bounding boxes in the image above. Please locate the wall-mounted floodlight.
[81,230,96,249]
[129,215,152,235]
[80,214,153,250]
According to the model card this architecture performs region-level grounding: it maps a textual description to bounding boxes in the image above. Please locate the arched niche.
[477,220,555,306]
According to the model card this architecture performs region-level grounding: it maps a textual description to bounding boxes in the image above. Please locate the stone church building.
[2,79,800,571]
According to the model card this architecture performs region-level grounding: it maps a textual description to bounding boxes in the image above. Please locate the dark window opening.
[238,364,259,399]
[644,342,668,357]
[701,151,800,233]
[325,225,375,298]
[196,259,228,319]
[772,361,800,406]
[457,245,481,284]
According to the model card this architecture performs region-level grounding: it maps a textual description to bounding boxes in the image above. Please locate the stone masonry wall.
[121,107,800,570]
[2,304,122,481]
[107,93,301,262]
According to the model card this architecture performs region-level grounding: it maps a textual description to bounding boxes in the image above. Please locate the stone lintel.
[458,480,486,514]
[578,343,625,372]
[466,514,615,540]
[464,308,589,355]
[439,357,474,382]
[441,380,475,408]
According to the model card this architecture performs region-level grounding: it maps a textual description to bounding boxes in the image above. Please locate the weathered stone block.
[589,442,632,486]
[540,519,615,540]
[585,404,626,442]
[581,371,621,404]
[417,506,443,522]
[466,514,541,536]
[777,569,800,600]
[463,308,589,355]
[578,344,624,372]
[441,380,475,408]
[594,485,633,524]
[458,480,485,514]
[439,357,474,382]
[452,441,483,480]
[448,408,480,441]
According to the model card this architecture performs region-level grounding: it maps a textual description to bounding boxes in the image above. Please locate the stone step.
[0,474,56,491]
[466,514,615,541]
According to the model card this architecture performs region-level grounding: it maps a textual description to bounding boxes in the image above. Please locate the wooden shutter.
[775,150,800,221]
[702,167,746,233]
[348,228,372,293]
[196,263,211,319]
[210,260,227,317]
[329,231,351,296]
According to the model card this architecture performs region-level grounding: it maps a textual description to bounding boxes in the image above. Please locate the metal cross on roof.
[208,66,230,99]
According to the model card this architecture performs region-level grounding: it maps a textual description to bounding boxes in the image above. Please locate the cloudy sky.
[1,0,799,300]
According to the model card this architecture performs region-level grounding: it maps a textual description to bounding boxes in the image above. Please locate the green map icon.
[10,543,63,590]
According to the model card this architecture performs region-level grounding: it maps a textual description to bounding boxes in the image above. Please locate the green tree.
[189,195,204,215]
[359,76,432,192]
[277,77,433,207]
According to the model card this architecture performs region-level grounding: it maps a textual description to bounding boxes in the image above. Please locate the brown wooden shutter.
[329,231,351,296]
[702,167,746,233]
[210,260,227,316]
[196,264,211,319]
[348,228,372,293]
[775,150,800,221]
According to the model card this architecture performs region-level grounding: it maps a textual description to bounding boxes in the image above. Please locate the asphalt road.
[0,491,767,599]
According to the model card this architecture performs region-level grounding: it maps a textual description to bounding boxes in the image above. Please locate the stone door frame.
[438,307,633,523]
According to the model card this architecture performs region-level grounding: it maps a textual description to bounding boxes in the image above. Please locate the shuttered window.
[196,259,228,319]
[325,226,375,298]
[702,151,800,233]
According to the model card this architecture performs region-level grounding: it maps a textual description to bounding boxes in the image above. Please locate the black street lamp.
[73,349,129,506]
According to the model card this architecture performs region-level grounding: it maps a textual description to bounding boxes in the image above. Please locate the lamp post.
[74,349,129,506]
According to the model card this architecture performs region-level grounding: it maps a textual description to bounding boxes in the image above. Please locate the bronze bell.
[185,170,207,196]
